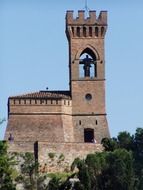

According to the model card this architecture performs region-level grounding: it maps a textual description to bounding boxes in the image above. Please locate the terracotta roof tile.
[10,91,71,100]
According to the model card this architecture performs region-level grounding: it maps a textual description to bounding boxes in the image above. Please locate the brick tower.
[5,9,110,172]
[66,10,110,143]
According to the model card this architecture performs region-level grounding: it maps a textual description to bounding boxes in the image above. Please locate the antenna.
[84,0,90,12]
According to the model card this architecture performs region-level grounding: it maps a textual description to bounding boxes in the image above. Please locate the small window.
[89,27,92,37]
[72,27,74,36]
[85,93,92,101]
[77,27,80,37]
[40,100,43,104]
[83,27,86,37]
[96,120,98,125]
[79,120,81,125]
[95,27,98,37]
[101,27,104,37]
[56,100,58,104]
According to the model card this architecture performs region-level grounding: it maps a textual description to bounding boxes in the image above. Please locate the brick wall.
[38,142,103,173]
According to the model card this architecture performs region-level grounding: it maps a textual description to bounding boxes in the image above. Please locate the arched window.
[101,27,104,37]
[72,27,74,37]
[89,27,92,37]
[79,48,97,78]
[95,27,98,37]
[77,27,80,37]
[83,27,86,37]
[84,128,94,143]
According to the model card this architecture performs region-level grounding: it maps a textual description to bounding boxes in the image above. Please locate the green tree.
[17,152,38,190]
[71,158,91,190]
[0,141,16,190]
[70,149,135,190]
[103,149,135,190]
[117,131,134,150]
[133,128,143,189]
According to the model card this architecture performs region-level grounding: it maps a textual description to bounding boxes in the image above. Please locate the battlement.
[9,98,71,106]
[66,10,107,25]
[8,98,72,116]
[66,10,107,38]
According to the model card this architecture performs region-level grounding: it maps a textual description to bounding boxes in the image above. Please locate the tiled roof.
[10,91,71,99]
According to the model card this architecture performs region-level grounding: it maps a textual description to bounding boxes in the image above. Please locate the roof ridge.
[9,90,71,99]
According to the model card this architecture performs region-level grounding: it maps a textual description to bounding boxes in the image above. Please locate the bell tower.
[66,10,110,143]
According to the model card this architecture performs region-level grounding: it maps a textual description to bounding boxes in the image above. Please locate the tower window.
[89,27,92,37]
[77,27,80,37]
[101,27,104,37]
[72,27,74,36]
[96,120,98,125]
[85,93,92,101]
[83,27,86,37]
[40,100,44,104]
[79,120,81,125]
[95,27,98,37]
[79,50,97,78]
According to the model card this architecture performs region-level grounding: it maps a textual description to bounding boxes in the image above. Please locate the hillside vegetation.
[1,128,143,190]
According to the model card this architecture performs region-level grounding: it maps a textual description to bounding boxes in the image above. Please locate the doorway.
[84,128,94,143]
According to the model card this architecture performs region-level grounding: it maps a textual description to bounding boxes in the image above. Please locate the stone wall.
[7,141,103,173]
[5,115,64,142]
[73,115,109,143]
[7,141,34,153]
[38,142,103,173]
[5,98,73,143]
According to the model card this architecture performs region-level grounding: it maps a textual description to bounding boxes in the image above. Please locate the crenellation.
[66,10,107,26]
[66,10,74,24]
[89,11,96,22]
[9,98,72,107]
[98,11,107,25]
[77,10,85,22]
[66,11,107,38]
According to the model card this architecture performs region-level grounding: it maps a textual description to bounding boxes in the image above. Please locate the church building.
[5,9,110,172]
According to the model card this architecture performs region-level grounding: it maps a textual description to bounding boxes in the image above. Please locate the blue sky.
[0,0,143,140]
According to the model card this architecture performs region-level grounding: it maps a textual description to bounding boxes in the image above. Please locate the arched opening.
[72,27,74,37]
[101,27,104,37]
[95,27,98,37]
[89,27,92,37]
[77,27,80,37]
[83,27,86,37]
[84,128,94,143]
[79,48,97,78]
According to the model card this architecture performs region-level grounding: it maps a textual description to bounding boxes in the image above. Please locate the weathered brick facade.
[5,10,110,172]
